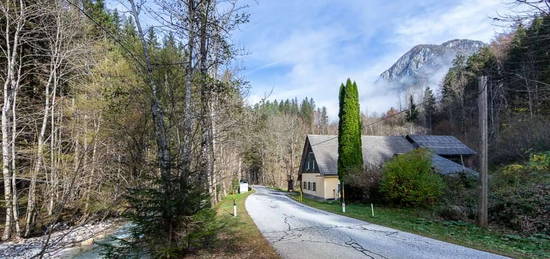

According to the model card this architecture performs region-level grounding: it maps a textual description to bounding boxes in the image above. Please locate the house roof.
[432,154,478,176]
[307,135,414,175]
[305,134,477,176]
[307,135,338,175]
[406,135,476,156]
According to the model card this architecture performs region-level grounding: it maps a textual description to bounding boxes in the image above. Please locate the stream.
[60,223,148,259]
[0,221,150,258]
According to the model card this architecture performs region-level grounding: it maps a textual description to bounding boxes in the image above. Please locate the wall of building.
[323,175,340,200]
[302,173,341,199]
[302,173,324,198]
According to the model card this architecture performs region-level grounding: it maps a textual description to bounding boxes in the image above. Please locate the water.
[61,223,147,259]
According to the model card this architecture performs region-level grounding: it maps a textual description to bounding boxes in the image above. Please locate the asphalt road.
[245,186,508,259]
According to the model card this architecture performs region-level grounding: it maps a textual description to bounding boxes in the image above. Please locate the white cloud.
[104,0,518,121]
[393,0,507,46]
[235,0,513,120]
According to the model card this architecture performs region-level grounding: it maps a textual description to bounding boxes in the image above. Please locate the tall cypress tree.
[338,79,363,202]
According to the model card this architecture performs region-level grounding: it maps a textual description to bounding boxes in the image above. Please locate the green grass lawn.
[290,193,549,259]
[193,191,279,259]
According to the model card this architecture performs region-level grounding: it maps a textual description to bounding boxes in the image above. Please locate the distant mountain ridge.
[378,39,486,92]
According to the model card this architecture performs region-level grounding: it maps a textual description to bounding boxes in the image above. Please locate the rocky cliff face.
[378,39,485,92]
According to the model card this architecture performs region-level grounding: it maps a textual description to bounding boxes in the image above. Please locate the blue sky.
[107,0,514,120]
[231,0,513,119]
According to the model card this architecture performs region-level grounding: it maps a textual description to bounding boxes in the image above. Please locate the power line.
[312,81,491,147]
[65,0,195,70]
[311,97,430,147]
[365,80,493,129]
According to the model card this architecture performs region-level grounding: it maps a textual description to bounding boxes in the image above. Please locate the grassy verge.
[266,186,286,192]
[290,194,549,259]
[192,191,279,258]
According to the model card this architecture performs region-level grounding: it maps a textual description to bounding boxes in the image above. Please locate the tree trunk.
[47,68,60,216]
[197,0,214,199]
[2,5,24,238]
[129,0,172,210]
[130,0,171,176]
[25,84,49,237]
[180,0,196,182]
[84,118,100,213]
[2,86,14,240]
[25,52,59,236]
[211,100,217,202]
[11,84,21,238]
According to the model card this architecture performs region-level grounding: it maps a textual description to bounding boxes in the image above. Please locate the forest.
[0,0,330,256]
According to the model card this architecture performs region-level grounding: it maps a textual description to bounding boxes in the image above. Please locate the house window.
[307,182,311,190]
[306,152,314,171]
[303,182,307,189]
[312,182,316,191]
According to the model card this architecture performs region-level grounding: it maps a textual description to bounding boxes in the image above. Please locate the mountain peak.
[379,39,486,89]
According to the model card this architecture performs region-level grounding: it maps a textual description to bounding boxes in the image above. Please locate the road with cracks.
[246,186,508,259]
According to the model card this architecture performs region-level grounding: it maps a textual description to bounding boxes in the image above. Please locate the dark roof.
[307,135,414,175]
[305,134,477,176]
[406,135,476,156]
[432,154,478,176]
[307,135,338,175]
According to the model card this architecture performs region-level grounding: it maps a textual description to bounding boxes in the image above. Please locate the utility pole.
[478,76,488,227]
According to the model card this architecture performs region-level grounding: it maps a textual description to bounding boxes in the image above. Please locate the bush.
[346,166,383,203]
[434,151,549,234]
[490,152,550,234]
[380,149,445,206]
[231,177,240,194]
[529,151,550,170]
[437,173,478,221]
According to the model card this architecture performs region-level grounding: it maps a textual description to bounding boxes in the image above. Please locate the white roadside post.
[371,203,375,217]
[342,181,346,213]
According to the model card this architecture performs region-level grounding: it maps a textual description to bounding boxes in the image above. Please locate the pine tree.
[82,0,117,36]
[423,87,436,131]
[146,27,159,49]
[406,95,419,123]
[320,106,328,134]
[300,97,315,128]
[112,9,121,30]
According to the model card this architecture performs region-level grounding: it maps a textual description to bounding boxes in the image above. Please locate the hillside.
[378,39,486,92]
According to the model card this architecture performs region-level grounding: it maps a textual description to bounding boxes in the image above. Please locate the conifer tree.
[82,0,117,36]
[423,87,436,131]
[406,95,419,123]
[338,79,363,212]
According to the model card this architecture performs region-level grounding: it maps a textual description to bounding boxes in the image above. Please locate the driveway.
[245,186,507,259]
